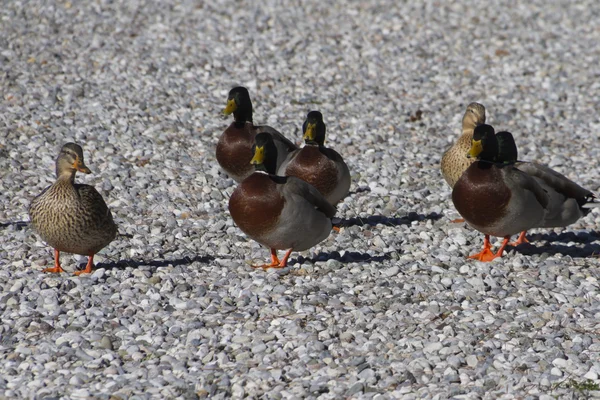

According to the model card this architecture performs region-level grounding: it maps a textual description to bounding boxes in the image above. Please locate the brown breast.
[285,146,337,197]
[216,122,256,177]
[228,173,285,238]
[452,162,511,228]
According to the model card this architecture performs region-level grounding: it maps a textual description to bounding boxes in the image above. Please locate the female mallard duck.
[441,102,486,187]
[452,124,597,261]
[229,132,336,269]
[277,111,351,206]
[29,143,117,275]
[217,86,297,182]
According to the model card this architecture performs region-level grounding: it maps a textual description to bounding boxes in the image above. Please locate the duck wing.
[283,176,336,218]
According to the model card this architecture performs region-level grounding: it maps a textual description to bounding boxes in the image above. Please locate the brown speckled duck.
[277,111,351,206]
[441,102,486,187]
[452,124,598,261]
[29,143,117,275]
[217,86,297,182]
[229,132,336,269]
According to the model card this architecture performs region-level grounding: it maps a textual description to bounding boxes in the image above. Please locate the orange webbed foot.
[44,249,65,273]
[332,226,341,233]
[468,236,511,262]
[251,249,283,269]
[74,267,93,276]
[467,235,501,262]
[451,218,465,223]
[74,255,95,276]
[251,249,294,270]
[468,248,500,262]
[508,231,529,246]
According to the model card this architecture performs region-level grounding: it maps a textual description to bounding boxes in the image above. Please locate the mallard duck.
[277,111,351,206]
[441,102,486,187]
[229,132,336,268]
[452,124,598,261]
[29,143,117,275]
[217,86,297,182]
[440,103,532,243]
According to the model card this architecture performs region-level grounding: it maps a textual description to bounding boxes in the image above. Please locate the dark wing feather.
[515,161,592,204]
[255,125,298,152]
[505,165,550,209]
[284,176,337,218]
[74,184,114,224]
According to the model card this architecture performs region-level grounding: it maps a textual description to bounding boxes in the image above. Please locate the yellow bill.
[222,98,237,115]
[467,139,483,159]
[250,146,265,165]
[303,122,316,141]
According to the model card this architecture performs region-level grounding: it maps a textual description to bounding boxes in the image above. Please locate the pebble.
[423,342,443,354]
[466,355,478,368]
[584,369,598,381]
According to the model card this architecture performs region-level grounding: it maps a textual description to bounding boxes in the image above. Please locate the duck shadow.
[294,250,394,265]
[346,186,373,196]
[0,221,29,230]
[95,255,214,271]
[527,230,600,244]
[510,230,600,258]
[335,212,442,229]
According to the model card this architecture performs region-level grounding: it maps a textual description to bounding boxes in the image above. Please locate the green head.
[223,86,253,123]
[250,132,277,174]
[495,131,518,163]
[302,111,326,145]
[467,124,498,161]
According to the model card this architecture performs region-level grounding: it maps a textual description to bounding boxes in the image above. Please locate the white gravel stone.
[583,369,598,381]
[423,342,444,354]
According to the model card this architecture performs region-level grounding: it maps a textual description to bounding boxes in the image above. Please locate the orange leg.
[509,231,529,246]
[74,254,95,276]
[493,236,511,259]
[43,249,65,273]
[278,249,294,267]
[468,235,497,262]
[332,226,341,233]
[252,249,282,269]
[451,218,465,223]
[469,235,512,262]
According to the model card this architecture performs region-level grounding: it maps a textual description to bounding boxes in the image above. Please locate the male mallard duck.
[217,86,297,182]
[441,102,486,187]
[277,111,351,206]
[29,143,117,275]
[452,124,598,261]
[440,103,532,243]
[229,132,336,268]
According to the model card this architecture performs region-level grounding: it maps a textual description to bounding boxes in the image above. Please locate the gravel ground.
[1,0,600,399]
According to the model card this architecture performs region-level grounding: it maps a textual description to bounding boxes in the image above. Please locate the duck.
[29,143,117,275]
[441,102,487,187]
[277,111,351,206]
[229,132,336,269]
[217,86,297,182]
[452,124,598,261]
[440,103,530,245]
